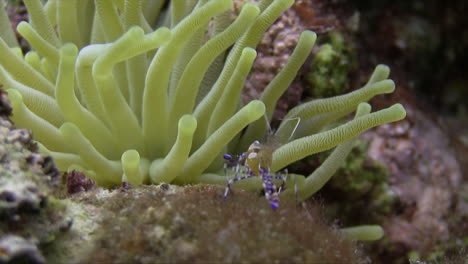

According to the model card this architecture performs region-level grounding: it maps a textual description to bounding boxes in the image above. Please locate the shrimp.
[223,118,300,209]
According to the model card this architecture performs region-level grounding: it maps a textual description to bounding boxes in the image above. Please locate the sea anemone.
[0,0,405,211]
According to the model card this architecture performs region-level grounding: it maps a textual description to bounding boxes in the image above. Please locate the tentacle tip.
[356,102,372,114]
[241,47,257,59]
[387,79,396,91]
[374,64,391,79]
[61,43,79,57]
[121,149,140,164]
[127,26,145,39]
[373,226,385,240]
[242,3,260,16]
[247,100,266,120]
[16,21,29,32]
[179,115,197,134]
[301,30,317,43]
[375,64,390,72]
[390,103,407,120]
[152,27,172,42]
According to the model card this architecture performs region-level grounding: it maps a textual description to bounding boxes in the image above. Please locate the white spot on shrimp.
[248,152,257,160]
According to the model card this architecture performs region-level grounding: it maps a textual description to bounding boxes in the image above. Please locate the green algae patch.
[306,31,357,98]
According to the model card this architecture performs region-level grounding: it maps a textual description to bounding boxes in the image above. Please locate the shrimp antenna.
[262,114,300,141]
[280,117,301,141]
[263,113,274,137]
[288,117,301,141]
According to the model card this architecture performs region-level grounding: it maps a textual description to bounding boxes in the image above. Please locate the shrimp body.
[223,140,285,209]
[223,118,299,209]
[245,140,272,176]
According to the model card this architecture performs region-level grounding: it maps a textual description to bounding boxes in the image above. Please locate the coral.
[0,0,405,206]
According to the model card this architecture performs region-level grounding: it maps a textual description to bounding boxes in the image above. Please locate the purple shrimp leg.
[223,170,255,199]
[273,169,288,194]
[223,153,246,178]
[223,153,253,199]
[260,168,280,210]
[274,172,299,202]
[223,154,236,177]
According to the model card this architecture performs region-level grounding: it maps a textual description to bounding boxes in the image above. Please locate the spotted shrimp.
[223,118,300,209]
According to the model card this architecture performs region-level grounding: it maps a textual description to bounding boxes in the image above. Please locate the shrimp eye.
[248,140,262,152]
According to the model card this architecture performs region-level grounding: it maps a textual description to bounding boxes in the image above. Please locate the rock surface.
[0,89,69,263]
